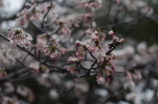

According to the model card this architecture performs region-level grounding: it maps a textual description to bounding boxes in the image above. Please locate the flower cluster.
[1,96,19,104]
[126,70,142,81]
[57,21,71,37]
[86,29,106,42]
[16,0,56,27]
[42,38,66,59]
[67,30,124,84]
[16,0,39,27]
[8,28,33,48]
[78,0,102,11]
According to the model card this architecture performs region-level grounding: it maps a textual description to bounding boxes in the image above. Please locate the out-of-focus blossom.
[29,62,40,74]
[4,82,14,93]
[124,81,135,90]
[96,76,105,84]
[17,85,34,102]
[76,83,89,92]
[2,96,20,104]
[36,34,47,45]
[126,92,139,101]
[49,89,59,100]
[78,0,102,11]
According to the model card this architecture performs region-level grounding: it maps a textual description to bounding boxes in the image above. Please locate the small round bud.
[109,30,115,37]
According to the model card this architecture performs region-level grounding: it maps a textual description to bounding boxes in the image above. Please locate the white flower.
[8,28,33,48]
[97,77,105,84]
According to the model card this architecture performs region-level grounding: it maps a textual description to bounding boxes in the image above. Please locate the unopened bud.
[109,30,115,37]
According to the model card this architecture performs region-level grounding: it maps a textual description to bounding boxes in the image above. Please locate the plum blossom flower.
[8,28,33,48]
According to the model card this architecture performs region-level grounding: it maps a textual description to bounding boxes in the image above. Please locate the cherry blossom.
[96,76,105,84]
[42,39,66,59]
[67,30,124,84]
[8,28,33,48]
[78,0,102,11]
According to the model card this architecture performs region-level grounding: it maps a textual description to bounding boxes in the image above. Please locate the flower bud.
[109,30,115,37]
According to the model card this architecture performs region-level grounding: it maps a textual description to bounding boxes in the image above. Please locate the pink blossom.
[40,4,47,14]
[36,34,47,45]
[75,39,91,47]
[50,53,56,59]
[8,28,33,48]
[86,29,93,35]
[60,48,66,54]
[126,72,132,81]
[75,40,81,46]
[109,70,113,75]
[17,17,28,27]
[96,76,105,84]
[58,24,71,37]
[113,37,118,42]
[78,0,102,10]
[31,0,35,4]
[67,67,75,74]
[25,3,31,7]
[99,33,106,42]
[90,31,99,41]
[109,30,115,37]
[133,71,142,80]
